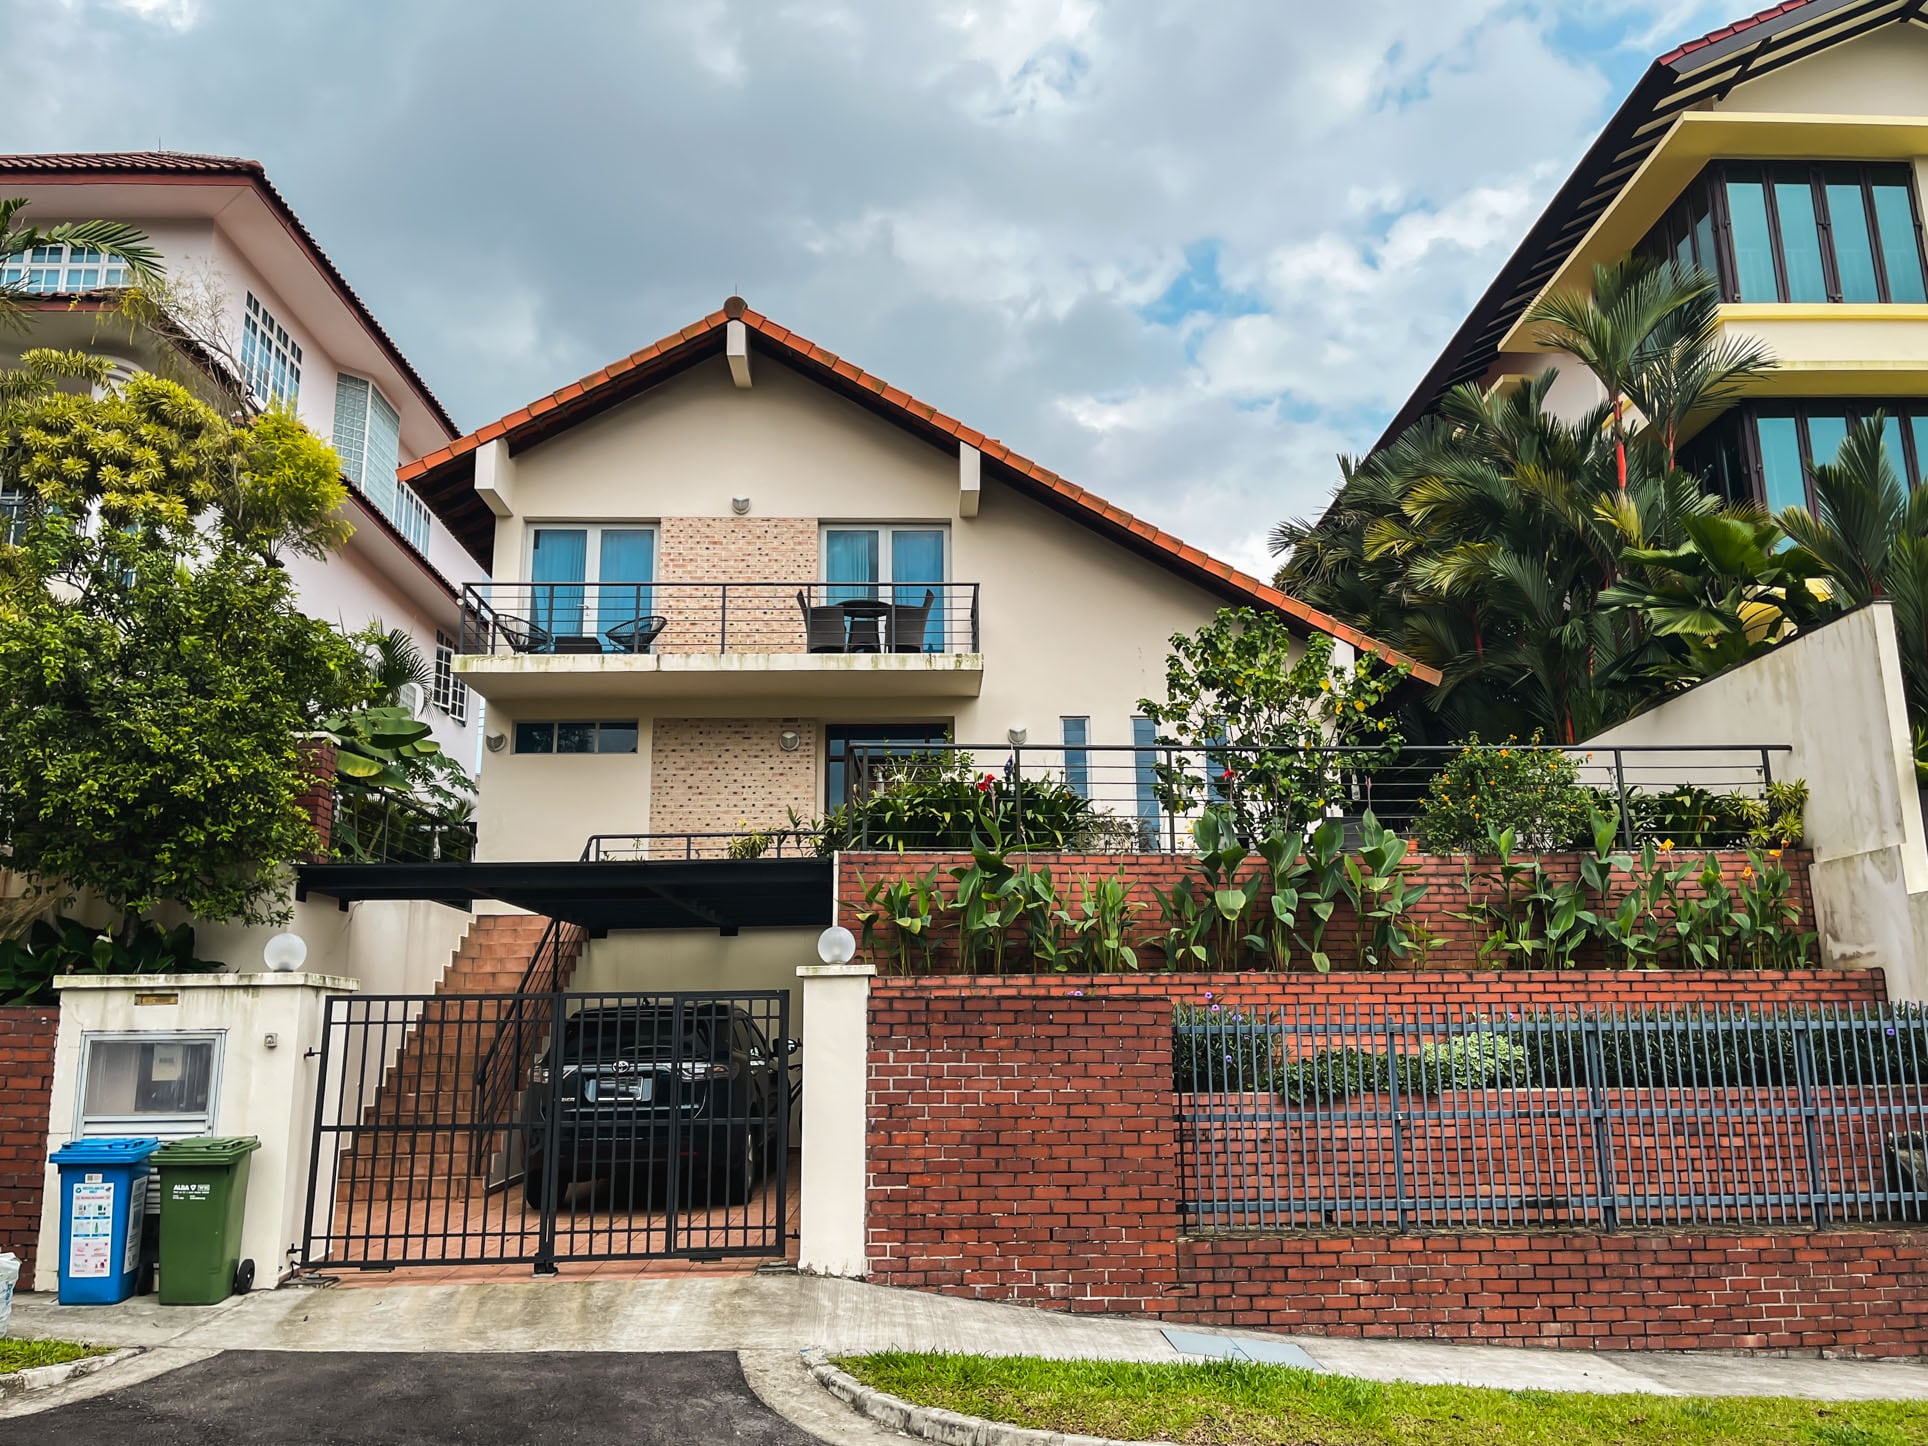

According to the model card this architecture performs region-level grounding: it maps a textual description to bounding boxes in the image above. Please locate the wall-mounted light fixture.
[1006,726,1028,746]
[731,497,752,515]
[485,732,507,752]
[778,728,802,753]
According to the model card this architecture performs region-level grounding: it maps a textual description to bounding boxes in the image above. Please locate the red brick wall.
[864,972,1928,1355]
[296,738,339,860]
[867,990,1180,1312]
[0,1006,58,1280]
[840,849,1818,974]
[1183,1232,1928,1355]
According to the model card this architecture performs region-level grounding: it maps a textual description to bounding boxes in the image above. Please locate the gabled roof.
[399,299,1438,682]
[1374,0,1928,451]
[0,151,459,440]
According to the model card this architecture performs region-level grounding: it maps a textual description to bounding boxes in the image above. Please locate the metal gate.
[302,990,794,1271]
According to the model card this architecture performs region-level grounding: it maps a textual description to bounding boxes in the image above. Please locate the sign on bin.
[67,1179,116,1278]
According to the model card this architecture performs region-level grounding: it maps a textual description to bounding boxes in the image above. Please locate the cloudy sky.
[4,0,1738,576]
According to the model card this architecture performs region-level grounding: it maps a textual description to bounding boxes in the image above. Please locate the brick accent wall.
[296,738,339,860]
[865,972,1928,1355]
[655,517,819,654]
[840,849,1818,974]
[868,990,1180,1311]
[0,1005,58,1280]
[650,717,820,840]
[1182,1233,1928,1355]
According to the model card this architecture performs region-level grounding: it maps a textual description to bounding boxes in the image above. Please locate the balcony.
[454,581,984,701]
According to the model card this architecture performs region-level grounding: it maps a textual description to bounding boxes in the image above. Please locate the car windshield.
[557,1006,732,1062]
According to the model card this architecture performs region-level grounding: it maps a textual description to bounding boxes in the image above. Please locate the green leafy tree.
[1137,610,1406,839]
[0,353,369,932]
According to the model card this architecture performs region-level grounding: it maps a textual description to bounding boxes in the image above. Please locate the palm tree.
[1,198,164,330]
[1525,258,1772,484]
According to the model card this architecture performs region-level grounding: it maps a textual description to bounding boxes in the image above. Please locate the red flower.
[976,773,995,793]
[1219,767,1237,782]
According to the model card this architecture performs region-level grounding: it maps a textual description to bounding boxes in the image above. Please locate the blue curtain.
[825,530,879,604]
[1062,717,1089,799]
[531,529,587,640]
[891,529,945,651]
[597,529,655,645]
[1133,716,1160,848]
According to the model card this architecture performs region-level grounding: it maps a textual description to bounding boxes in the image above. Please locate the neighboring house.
[0,152,486,760]
[1381,0,1928,504]
[395,296,1434,864]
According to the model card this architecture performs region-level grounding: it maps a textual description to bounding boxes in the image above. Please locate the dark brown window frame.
[1683,398,1928,512]
[1639,160,1928,306]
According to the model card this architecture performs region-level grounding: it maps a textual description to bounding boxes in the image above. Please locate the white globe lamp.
[816,925,857,966]
[263,932,308,973]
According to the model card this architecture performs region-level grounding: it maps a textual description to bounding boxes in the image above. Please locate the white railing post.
[795,961,874,1277]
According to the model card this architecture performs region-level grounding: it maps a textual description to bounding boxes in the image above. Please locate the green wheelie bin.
[152,1136,261,1304]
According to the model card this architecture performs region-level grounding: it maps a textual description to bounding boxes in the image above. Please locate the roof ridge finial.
[723,295,747,319]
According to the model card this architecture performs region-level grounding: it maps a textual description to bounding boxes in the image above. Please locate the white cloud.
[103,0,200,30]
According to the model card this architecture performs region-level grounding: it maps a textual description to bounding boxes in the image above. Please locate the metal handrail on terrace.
[325,779,476,864]
[844,741,1795,853]
[458,581,981,657]
[584,831,822,862]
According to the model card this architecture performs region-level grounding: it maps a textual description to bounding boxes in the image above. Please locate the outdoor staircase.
[337,915,588,1202]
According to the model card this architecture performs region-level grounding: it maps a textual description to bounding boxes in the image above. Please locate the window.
[823,525,948,652]
[432,631,468,724]
[1680,398,1928,512]
[1061,717,1090,799]
[1132,716,1161,850]
[241,291,301,407]
[0,244,132,294]
[333,374,429,548]
[527,524,656,644]
[512,720,639,755]
[1640,162,1928,305]
[77,1034,220,1139]
[0,480,27,546]
[825,723,949,806]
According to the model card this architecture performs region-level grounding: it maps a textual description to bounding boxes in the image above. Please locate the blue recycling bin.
[50,1137,161,1305]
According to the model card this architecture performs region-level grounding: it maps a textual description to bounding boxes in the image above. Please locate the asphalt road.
[5,1350,827,1446]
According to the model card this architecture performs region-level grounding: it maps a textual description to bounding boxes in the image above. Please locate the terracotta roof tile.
[401,301,1437,682]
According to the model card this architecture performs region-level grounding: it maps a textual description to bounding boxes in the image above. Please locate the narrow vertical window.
[1872,182,1928,304]
[1755,413,1806,513]
[1061,717,1089,799]
[1824,172,1882,303]
[1724,177,1779,302]
[1771,174,1828,303]
[1132,716,1160,850]
[432,631,468,724]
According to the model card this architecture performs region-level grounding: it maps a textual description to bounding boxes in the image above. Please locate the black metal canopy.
[295,857,834,935]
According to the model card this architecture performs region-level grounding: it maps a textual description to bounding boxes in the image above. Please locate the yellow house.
[1384,0,1928,503]
[399,297,1431,865]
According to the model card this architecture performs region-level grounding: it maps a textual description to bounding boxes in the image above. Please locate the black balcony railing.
[458,581,980,657]
[325,779,476,864]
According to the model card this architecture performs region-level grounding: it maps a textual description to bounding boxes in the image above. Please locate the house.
[0,151,486,761]
[395,295,1434,866]
[1380,0,1928,505]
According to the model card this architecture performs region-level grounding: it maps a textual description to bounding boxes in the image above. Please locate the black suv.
[522,1003,795,1209]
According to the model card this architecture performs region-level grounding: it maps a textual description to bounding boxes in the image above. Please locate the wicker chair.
[797,591,847,652]
[888,589,937,652]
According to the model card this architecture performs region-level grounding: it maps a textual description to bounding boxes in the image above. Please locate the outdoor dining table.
[837,598,891,652]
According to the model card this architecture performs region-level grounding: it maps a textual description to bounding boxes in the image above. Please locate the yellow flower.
[1319,679,1332,692]
[1768,847,1784,860]
[1741,865,1755,880]
[1660,838,1675,853]
[1354,700,1365,712]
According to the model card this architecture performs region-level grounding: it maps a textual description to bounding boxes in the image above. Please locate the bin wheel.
[234,1259,255,1295]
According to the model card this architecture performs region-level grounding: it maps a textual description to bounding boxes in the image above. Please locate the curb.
[801,1349,1175,1446]
[0,1348,142,1401]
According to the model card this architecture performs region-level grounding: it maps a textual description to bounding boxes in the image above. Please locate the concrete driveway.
[11,1350,824,1446]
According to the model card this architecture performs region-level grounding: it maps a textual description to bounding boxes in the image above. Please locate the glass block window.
[241,292,301,407]
[0,244,132,294]
[333,373,428,549]
[432,631,468,725]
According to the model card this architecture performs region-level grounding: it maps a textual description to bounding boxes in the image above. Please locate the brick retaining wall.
[0,1005,58,1279]
[840,849,1817,974]
[864,971,1928,1355]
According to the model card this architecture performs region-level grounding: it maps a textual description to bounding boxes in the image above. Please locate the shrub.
[1413,736,1595,854]
[0,916,223,1006]
[1173,1002,1277,1091]
[813,751,1101,853]
[1275,1032,1527,1102]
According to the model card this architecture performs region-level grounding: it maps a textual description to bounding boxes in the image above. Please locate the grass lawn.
[836,1351,1928,1446]
[0,1338,104,1373]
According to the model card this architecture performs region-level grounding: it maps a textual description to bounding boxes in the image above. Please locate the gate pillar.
[795,962,873,1278]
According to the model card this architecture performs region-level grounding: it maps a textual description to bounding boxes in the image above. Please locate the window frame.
[0,243,133,294]
[823,722,951,807]
[334,373,431,549]
[74,1030,224,1141]
[511,719,639,755]
[241,291,303,408]
[1683,397,1928,511]
[432,630,469,725]
[1645,161,1928,306]
[523,523,659,583]
[818,524,951,592]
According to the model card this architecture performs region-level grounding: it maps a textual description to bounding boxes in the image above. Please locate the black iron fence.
[1177,1002,1928,1233]
[303,988,795,1271]
[459,581,981,657]
[584,832,823,862]
[325,780,476,863]
[843,741,1791,853]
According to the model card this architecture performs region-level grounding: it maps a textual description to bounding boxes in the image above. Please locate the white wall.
[1587,602,1928,1000]
[35,973,354,1293]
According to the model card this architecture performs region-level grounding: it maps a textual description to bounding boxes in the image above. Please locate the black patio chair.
[888,589,936,652]
[798,590,848,653]
[494,616,554,653]
[604,615,668,654]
